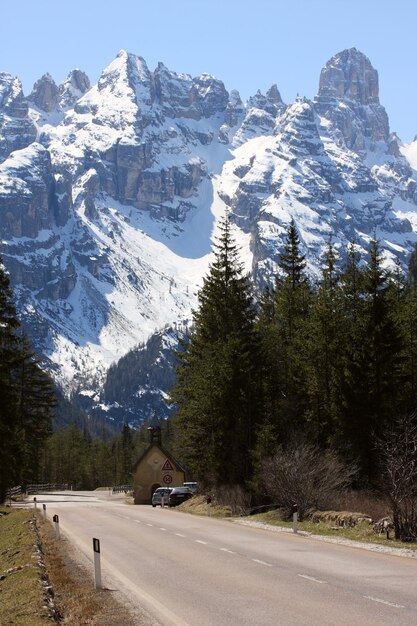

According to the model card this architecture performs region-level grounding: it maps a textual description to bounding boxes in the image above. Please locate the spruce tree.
[171,213,262,487]
[305,240,343,445]
[337,240,404,479]
[271,219,311,439]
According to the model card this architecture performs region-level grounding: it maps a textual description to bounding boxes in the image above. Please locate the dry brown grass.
[330,490,390,522]
[309,510,372,527]
[39,517,154,625]
[177,494,233,517]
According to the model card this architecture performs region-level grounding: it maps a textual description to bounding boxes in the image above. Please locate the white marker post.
[42,503,47,522]
[33,497,37,510]
[53,514,60,540]
[93,538,102,589]
[292,504,298,534]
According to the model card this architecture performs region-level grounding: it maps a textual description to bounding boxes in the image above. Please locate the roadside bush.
[331,489,388,522]
[212,484,252,516]
[260,441,357,520]
[376,416,417,541]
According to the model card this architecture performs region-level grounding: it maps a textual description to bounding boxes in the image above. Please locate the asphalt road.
[32,491,417,626]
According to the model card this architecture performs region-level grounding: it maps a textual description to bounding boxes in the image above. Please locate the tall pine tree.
[269,219,311,440]
[305,240,344,445]
[171,213,262,487]
[337,240,404,479]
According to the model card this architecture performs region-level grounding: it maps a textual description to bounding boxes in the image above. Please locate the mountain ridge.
[0,47,416,426]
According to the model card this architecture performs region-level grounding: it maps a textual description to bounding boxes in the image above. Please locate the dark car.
[168,487,193,507]
[152,487,172,507]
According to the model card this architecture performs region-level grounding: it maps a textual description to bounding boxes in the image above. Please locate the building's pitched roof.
[132,443,186,473]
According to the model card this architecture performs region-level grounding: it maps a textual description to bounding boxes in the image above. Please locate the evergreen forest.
[171,216,417,497]
[3,215,417,525]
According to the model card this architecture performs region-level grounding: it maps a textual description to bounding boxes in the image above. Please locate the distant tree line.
[171,215,417,508]
[38,418,175,490]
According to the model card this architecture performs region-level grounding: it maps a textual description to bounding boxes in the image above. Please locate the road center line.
[159,527,167,531]
[363,595,404,609]
[195,540,208,544]
[146,523,153,527]
[175,533,186,538]
[220,548,235,554]
[252,559,273,567]
[298,574,327,584]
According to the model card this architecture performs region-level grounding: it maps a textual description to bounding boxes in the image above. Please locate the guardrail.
[112,485,133,494]
[6,485,22,501]
[26,483,69,494]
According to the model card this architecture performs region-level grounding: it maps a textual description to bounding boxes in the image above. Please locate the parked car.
[152,487,172,507]
[168,487,194,507]
[183,482,198,493]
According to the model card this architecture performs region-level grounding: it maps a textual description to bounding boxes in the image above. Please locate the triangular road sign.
[161,458,174,471]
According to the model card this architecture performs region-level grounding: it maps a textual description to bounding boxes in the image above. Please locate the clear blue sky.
[1,0,416,141]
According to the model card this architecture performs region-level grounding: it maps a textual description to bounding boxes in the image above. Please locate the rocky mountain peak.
[29,73,59,112]
[191,73,229,118]
[153,62,194,117]
[318,47,380,105]
[277,97,323,156]
[0,74,36,162]
[266,84,283,105]
[315,48,390,153]
[248,85,285,117]
[0,73,28,118]
[98,50,154,106]
[58,69,90,109]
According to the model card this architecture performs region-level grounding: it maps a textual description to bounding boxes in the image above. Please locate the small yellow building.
[132,419,185,504]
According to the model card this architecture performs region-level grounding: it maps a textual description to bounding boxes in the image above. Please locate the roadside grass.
[246,510,417,551]
[1,504,155,625]
[178,494,417,551]
[177,495,232,517]
[0,506,50,626]
[38,514,151,625]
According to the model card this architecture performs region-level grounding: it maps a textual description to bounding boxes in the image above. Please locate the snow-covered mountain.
[0,48,416,426]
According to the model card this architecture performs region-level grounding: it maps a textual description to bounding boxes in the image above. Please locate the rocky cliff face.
[0,47,416,425]
[0,73,37,161]
[315,48,390,152]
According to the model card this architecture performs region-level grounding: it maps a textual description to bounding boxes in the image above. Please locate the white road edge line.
[57,524,188,626]
[363,595,404,609]
[298,574,327,584]
[252,559,273,567]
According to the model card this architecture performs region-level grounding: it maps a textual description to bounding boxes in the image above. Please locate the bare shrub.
[376,416,417,541]
[213,484,252,516]
[260,442,357,521]
[331,489,389,522]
